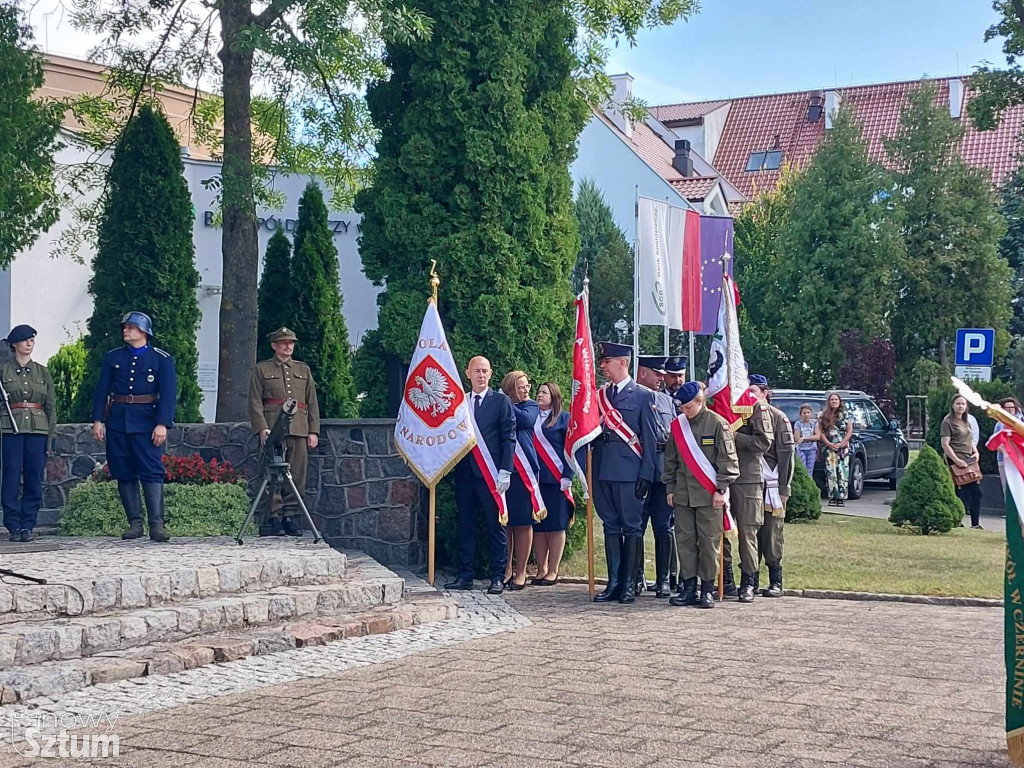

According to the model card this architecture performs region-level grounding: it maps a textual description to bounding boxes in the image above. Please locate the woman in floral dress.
[819,392,853,506]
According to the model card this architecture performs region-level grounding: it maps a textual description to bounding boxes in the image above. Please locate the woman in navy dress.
[531,381,574,586]
[500,370,539,590]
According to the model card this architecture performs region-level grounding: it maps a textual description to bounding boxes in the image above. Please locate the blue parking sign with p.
[955,328,995,366]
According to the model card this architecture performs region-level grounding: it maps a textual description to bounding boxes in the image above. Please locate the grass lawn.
[561,513,1003,599]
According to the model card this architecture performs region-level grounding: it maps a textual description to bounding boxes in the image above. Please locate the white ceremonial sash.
[597,386,642,459]
[513,440,547,523]
[533,415,573,503]
[469,401,508,526]
[671,414,735,531]
[761,457,785,518]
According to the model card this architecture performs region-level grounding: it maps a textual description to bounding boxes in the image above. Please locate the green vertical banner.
[1007,470,1024,766]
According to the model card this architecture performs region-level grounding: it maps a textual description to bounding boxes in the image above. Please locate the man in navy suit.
[91,311,177,543]
[593,342,659,604]
[445,356,515,595]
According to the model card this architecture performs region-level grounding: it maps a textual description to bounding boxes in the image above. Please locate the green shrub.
[786,459,822,522]
[47,338,87,423]
[926,378,1014,475]
[60,479,248,537]
[888,445,964,534]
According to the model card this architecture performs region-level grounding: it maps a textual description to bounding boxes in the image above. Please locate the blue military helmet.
[121,311,153,337]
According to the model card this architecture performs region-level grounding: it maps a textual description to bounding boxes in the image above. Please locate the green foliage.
[0,4,62,267]
[352,329,390,417]
[60,479,248,537]
[772,109,903,388]
[968,2,1024,131]
[257,229,293,362]
[889,445,964,535]
[572,179,633,344]
[289,182,357,418]
[888,83,1012,376]
[925,378,1014,475]
[72,105,202,423]
[47,338,87,424]
[998,157,1024,339]
[356,0,588,393]
[786,459,822,523]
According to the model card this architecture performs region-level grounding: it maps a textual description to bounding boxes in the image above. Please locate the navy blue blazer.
[512,399,540,472]
[535,410,575,485]
[91,345,177,433]
[455,388,515,479]
[593,379,658,484]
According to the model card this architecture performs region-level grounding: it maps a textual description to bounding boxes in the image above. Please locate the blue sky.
[607,0,1005,106]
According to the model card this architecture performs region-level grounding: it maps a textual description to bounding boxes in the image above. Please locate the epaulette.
[153,347,171,358]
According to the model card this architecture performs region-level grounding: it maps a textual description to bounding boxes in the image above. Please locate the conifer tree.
[889,445,963,534]
[257,229,293,361]
[289,182,357,417]
[73,104,201,422]
[997,157,1024,339]
[355,0,588,393]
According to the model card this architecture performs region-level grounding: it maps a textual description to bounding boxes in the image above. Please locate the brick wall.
[40,420,428,568]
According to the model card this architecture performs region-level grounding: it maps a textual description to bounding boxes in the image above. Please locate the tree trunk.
[215,0,258,422]
[939,337,949,369]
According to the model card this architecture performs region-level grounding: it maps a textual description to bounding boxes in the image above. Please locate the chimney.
[605,73,634,138]
[949,78,964,119]
[672,139,694,177]
[806,93,824,122]
[825,89,842,129]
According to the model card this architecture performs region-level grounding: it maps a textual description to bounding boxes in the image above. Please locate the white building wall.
[569,116,690,244]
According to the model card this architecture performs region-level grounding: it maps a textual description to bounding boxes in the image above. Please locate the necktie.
[474,394,481,415]
[611,384,619,402]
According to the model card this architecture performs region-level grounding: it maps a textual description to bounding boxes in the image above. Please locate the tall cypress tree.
[73,104,201,422]
[289,182,357,417]
[997,156,1024,339]
[355,0,587,395]
[257,229,293,361]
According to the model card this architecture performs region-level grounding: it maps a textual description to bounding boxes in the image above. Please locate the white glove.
[559,478,572,492]
[496,470,511,494]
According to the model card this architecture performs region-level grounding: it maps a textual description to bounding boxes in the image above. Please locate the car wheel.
[848,456,865,500]
[888,450,908,490]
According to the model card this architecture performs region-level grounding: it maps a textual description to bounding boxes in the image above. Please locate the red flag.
[706,275,758,428]
[565,289,602,493]
[681,209,702,332]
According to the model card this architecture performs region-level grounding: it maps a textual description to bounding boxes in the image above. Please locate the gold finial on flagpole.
[429,260,440,303]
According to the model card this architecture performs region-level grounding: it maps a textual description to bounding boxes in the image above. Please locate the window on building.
[764,149,783,170]
[745,151,767,172]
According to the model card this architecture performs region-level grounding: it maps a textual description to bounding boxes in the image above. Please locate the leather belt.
[110,394,158,404]
[263,398,307,411]
[9,402,42,410]
[656,442,667,451]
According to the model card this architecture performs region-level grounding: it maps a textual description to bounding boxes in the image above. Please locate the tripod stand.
[235,399,323,545]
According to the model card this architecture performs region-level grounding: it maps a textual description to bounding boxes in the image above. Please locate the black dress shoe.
[538,576,559,586]
[487,578,505,595]
[6,532,17,542]
[509,581,526,591]
[281,516,303,537]
[443,578,474,591]
[19,530,32,543]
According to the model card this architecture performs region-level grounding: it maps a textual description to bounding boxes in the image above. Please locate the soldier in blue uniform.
[593,342,659,605]
[663,357,687,396]
[636,356,675,598]
[91,312,177,542]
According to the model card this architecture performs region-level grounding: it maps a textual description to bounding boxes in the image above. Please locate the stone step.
[0,597,458,704]
[0,568,404,670]
[0,537,347,621]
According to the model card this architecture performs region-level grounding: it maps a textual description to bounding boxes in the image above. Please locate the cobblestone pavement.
[0,583,1011,768]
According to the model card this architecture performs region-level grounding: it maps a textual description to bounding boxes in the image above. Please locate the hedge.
[888,445,963,535]
[786,458,822,522]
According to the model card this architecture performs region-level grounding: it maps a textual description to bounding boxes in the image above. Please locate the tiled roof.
[669,176,718,199]
[654,77,1024,200]
[650,100,730,123]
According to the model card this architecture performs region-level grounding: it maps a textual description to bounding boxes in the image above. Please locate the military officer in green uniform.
[725,392,773,603]
[248,328,320,537]
[663,382,739,609]
[749,375,795,598]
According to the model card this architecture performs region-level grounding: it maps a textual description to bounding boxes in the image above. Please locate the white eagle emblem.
[406,367,456,417]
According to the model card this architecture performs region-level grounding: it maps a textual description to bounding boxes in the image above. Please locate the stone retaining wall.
[40,420,427,569]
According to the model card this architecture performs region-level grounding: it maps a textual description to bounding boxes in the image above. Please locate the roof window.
[746,149,784,172]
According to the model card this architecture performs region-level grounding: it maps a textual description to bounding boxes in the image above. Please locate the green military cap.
[268,327,298,343]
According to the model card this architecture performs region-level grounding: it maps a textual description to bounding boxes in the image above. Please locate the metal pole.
[689,332,697,382]
[718,534,724,601]
[633,185,640,377]
[428,485,436,586]
[587,449,595,601]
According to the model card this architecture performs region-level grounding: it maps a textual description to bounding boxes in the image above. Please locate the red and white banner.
[666,208,702,332]
[670,413,736,532]
[469,400,508,527]
[597,386,643,459]
[988,429,1024,527]
[565,290,602,492]
[534,416,573,503]
[706,275,758,429]
[395,299,476,488]
[513,442,547,523]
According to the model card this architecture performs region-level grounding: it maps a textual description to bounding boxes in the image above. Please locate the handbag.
[949,459,983,487]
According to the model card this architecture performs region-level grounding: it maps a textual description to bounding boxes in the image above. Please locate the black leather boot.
[259,517,285,537]
[765,565,783,597]
[698,580,716,609]
[281,515,303,537]
[738,572,756,603]
[142,483,170,542]
[722,563,738,598]
[594,535,623,603]
[669,577,698,606]
[619,536,641,604]
[654,535,672,598]
[118,481,144,540]
[634,537,648,595]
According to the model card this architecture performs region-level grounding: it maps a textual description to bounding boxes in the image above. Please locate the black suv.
[770,389,909,500]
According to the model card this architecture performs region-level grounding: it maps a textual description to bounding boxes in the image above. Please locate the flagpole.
[427,262,441,587]
[633,184,640,377]
[718,534,724,601]
[587,449,595,601]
